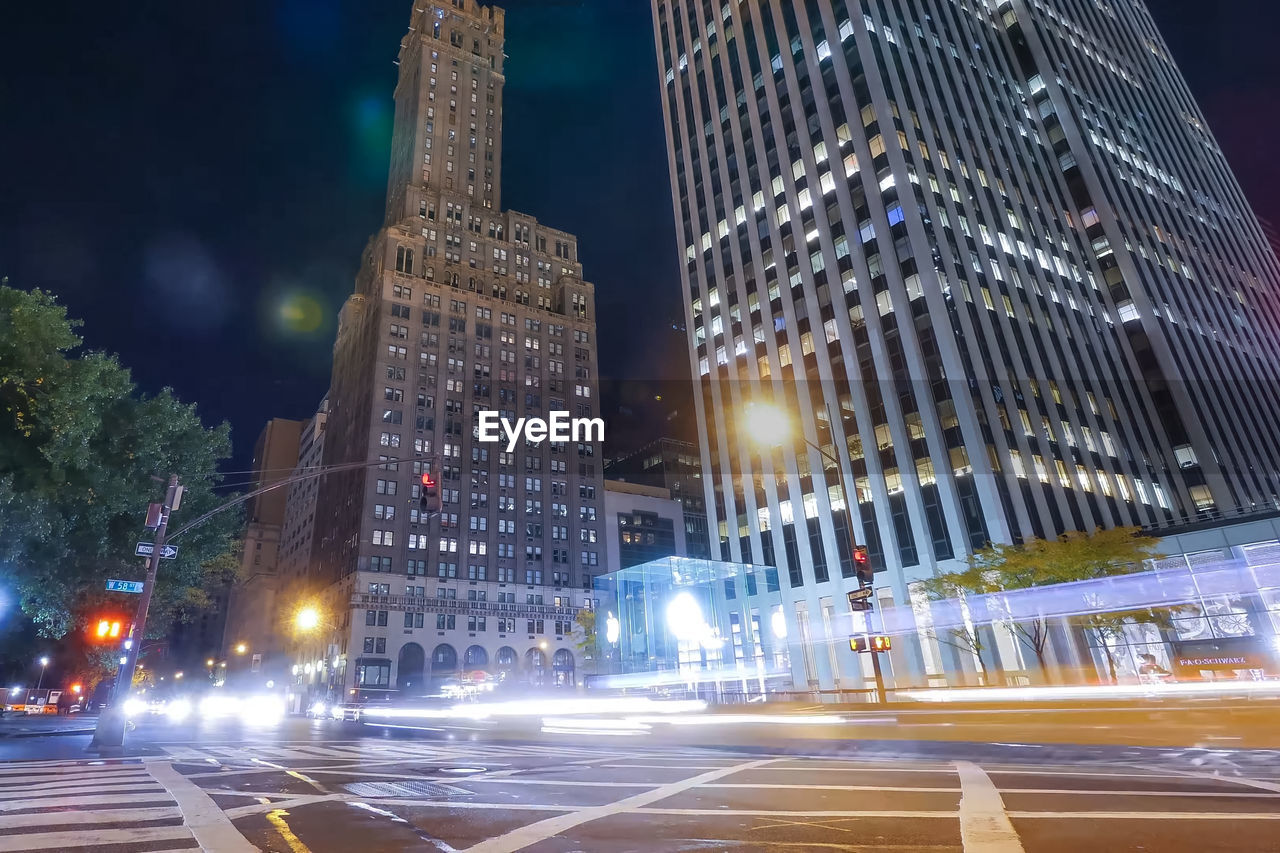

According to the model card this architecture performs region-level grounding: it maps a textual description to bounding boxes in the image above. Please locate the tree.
[0,285,240,640]
[573,608,597,668]
[921,527,1168,683]
[916,568,997,684]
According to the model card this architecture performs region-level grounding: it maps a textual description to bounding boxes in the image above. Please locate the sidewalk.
[0,712,97,738]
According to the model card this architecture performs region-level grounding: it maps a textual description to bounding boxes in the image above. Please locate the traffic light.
[420,463,441,515]
[853,545,873,583]
[849,635,892,653]
[91,618,124,643]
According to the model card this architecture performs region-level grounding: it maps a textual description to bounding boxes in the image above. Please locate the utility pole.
[90,474,180,753]
[823,401,888,705]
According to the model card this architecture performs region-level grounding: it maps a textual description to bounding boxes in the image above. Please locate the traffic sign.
[105,579,144,594]
[847,587,873,602]
[135,542,178,559]
[850,635,892,653]
[848,600,872,612]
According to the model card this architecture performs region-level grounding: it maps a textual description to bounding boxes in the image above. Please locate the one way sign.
[135,542,178,560]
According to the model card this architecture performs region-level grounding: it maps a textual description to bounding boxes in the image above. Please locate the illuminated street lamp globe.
[743,402,793,447]
[235,643,248,655]
[296,607,321,632]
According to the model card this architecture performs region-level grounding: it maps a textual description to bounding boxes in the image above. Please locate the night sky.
[2,0,1278,472]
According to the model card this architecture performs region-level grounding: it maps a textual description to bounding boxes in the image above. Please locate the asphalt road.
[1,716,1279,852]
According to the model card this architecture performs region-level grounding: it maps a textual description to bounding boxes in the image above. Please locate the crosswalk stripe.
[0,782,162,801]
[0,762,144,778]
[0,824,193,852]
[0,805,182,830]
[0,792,173,812]
[0,773,153,791]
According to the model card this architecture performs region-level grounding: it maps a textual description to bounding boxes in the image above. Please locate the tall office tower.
[650,1,1280,688]
[309,0,603,700]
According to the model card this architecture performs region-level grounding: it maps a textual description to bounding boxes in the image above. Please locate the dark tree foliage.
[0,285,240,639]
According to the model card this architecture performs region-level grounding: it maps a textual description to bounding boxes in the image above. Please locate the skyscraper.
[650,0,1280,689]
[303,0,603,702]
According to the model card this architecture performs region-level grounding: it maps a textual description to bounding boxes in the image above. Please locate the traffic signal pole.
[821,402,888,704]
[90,473,179,753]
[87,454,437,752]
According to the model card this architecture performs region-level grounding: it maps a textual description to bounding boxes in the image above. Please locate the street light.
[743,401,888,704]
[36,657,49,692]
[235,643,248,655]
[295,607,321,631]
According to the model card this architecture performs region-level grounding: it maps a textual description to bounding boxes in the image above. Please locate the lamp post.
[35,657,49,692]
[293,606,339,707]
[743,401,889,703]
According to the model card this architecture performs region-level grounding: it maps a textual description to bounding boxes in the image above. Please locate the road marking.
[1006,811,1280,819]
[955,762,1025,853]
[0,781,162,800]
[1003,787,1280,797]
[640,809,959,817]
[147,759,257,853]
[252,757,330,794]
[983,768,1183,779]
[0,825,193,852]
[0,792,169,811]
[706,783,962,792]
[0,772,153,791]
[0,762,145,778]
[0,805,181,830]
[1136,766,1280,795]
[718,765,960,774]
[267,808,314,853]
[673,843,956,851]
[598,763,747,770]
[462,759,779,853]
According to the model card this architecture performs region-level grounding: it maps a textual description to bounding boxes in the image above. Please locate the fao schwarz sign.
[1170,638,1269,673]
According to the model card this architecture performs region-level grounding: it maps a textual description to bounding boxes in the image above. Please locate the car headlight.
[123,698,146,718]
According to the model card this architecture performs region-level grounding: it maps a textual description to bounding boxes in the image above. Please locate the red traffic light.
[853,546,869,563]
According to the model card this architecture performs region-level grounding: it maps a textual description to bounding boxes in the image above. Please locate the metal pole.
[36,662,46,693]
[815,403,887,704]
[90,474,179,752]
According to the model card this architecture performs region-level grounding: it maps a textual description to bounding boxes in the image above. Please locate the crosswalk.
[157,739,644,764]
[0,758,201,852]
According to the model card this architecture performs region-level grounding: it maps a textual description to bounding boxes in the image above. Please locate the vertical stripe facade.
[651,0,1280,688]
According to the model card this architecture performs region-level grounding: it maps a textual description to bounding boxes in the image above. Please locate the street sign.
[848,600,872,612]
[105,579,144,594]
[847,587,873,602]
[134,542,178,559]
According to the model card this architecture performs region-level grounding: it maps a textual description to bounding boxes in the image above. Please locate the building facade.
[223,418,304,686]
[650,0,1280,690]
[605,437,711,559]
[603,480,690,573]
[303,0,604,704]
